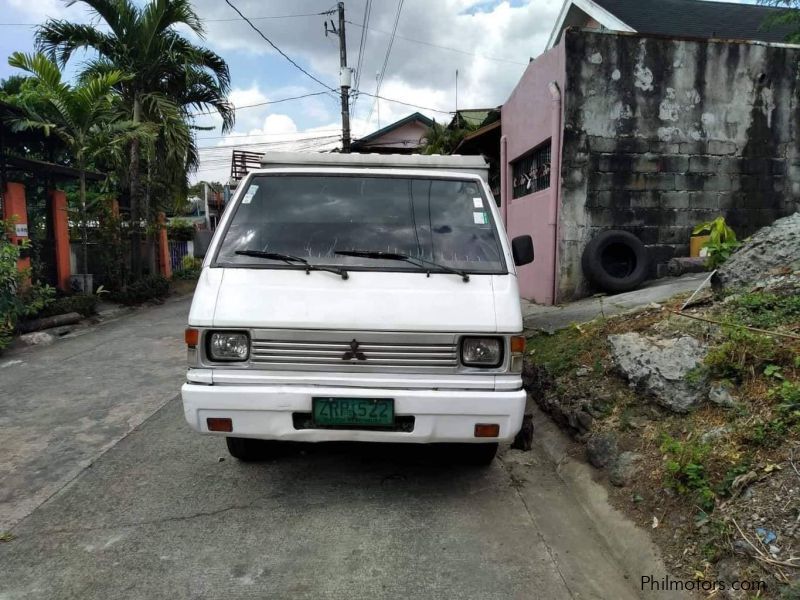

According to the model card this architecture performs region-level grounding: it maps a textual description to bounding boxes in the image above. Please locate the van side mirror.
[511,235,534,266]
[194,230,212,259]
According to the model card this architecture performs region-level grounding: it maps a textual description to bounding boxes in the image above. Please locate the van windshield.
[214,174,507,274]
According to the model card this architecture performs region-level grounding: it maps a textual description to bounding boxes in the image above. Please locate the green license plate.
[312,397,394,427]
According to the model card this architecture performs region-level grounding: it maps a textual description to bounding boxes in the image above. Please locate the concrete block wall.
[557,30,800,300]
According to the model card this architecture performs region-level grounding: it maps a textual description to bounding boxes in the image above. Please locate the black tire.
[225,437,280,462]
[581,230,650,294]
[458,443,499,466]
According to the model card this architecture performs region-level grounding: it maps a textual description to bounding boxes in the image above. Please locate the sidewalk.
[521,273,709,333]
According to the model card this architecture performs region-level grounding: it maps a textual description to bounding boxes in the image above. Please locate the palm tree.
[36,0,234,276]
[7,52,143,292]
[421,120,477,155]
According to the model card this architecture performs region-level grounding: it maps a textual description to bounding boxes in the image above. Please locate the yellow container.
[690,234,710,257]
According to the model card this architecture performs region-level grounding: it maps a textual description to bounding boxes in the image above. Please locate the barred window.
[511,141,551,199]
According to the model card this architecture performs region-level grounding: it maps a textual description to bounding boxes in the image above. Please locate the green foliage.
[181,255,201,271]
[779,578,800,600]
[718,463,752,498]
[35,0,235,221]
[92,200,129,292]
[167,219,195,241]
[661,434,715,512]
[693,216,740,269]
[35,294,98,318]
[110,275,170,305]
[171,255,201,280]
[686,364,710,385]
[744,381,800,447]
[727,291,800,329]
[771,380,800,415]
[705,327,789,382]
[764,364,784,379]
[758,1,800,43]
[172,256,201,281]
[187,181,222,197]
[0,220,55,350]
[526,323,604,376]
[421,120,478,155]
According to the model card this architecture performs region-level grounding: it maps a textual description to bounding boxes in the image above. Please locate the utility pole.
[455,69,459,115]
[337,2,352,153]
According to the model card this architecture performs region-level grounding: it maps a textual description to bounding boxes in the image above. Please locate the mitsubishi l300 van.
[181,152,534,465]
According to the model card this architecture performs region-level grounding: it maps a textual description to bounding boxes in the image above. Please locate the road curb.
[531,406,685,599]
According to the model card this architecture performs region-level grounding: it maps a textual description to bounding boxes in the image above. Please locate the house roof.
[449,108,501,129]
[548,0,795,49]
[452,120,501,154]
[351,112,434,149]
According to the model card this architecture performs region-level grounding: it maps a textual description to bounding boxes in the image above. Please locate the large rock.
[586,433,618,469]
[608,332,708,412]
[610,451,642,487]
[713,212,800,292]
[18,331,55,346]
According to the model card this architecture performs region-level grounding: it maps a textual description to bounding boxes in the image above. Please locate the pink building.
[501,47,566,306]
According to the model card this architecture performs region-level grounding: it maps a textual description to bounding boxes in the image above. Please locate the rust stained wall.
[559,29,800,299]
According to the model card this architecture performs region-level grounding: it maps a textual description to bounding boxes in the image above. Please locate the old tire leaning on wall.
[581,230,650,294]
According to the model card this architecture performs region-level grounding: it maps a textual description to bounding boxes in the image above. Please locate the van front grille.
[249,330,459,373]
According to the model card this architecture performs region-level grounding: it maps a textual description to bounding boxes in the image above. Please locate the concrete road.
[522,272,710,333]
[0,297,659,600]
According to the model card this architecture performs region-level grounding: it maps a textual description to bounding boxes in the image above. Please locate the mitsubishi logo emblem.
[342,339,367,361]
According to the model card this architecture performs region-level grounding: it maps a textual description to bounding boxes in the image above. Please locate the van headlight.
[207,331,250,361]
[461,337,502,368]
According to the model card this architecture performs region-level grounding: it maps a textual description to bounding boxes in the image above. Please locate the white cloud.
[191,0,563,181]
[261,113,298,134]
[193,0,559,126]
[6,0,72,22]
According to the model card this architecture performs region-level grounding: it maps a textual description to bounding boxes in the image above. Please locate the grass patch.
[726,291,800,329]
[704,327,796,383]
[526,322,606,376]
[661,434,716,512]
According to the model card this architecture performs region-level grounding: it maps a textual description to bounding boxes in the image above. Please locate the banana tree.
[7,52,146,293]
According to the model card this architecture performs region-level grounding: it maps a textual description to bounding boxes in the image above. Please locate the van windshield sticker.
[242,185,258,204]
[472,197,483,208]
[473,211,488,225]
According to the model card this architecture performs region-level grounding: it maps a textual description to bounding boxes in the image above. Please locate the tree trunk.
[129,94,143,279]
[79,167,90,294]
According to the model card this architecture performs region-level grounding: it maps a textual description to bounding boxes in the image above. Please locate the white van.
[181,153,534,465]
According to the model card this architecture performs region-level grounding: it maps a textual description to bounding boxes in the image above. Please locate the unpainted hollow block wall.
[558,30,800,300]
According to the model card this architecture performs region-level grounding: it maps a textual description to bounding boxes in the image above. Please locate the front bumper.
[181,383,526,443]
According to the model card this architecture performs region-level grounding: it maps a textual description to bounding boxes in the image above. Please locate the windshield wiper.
[234,250,348,280]
[335,249,470,282]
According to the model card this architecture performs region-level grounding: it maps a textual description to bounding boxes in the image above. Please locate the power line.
[355,90,451,114]
[0,11,338,26]
[350,0,372,119]
[367,0,404,125]
[189,91,331,117]
[223,0,337,93]
[197,134,341,151]
[346,20,527,66]
[196,128,340,140]
[205,10,336,22]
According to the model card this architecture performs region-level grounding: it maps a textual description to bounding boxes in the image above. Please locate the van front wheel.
[225,437,279,461]
[459,443,499,466]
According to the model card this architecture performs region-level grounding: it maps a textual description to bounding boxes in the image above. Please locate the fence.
[168,240,189,271]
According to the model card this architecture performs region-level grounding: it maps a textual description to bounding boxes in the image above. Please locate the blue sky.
[0,0,759,182]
